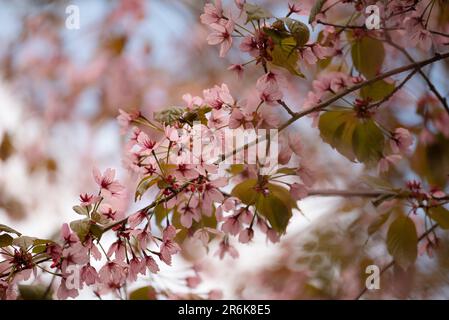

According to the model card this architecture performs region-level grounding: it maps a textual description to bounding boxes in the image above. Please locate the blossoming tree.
[1,0,449,300]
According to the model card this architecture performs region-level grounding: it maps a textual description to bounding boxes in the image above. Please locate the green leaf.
[0,234,13,247]
[154,204,170,227]
[309,0,326,23]
[72,205,89,216]
[18,284,52,300]
[387,215,418,270]
[129,286,156,300]
[319,109,357,161]
[12,236,37,250]
[231,179,258,205]
[351,36,385,79]
[360,80,395,101]
[318,109,385,163]
[227,164,245,175]
[428,206,449,229]
[154,106,184,125]
[362,175,394,191]
[33,239,54,245]
[70,219,91,242]
[89,224,104,240]
[352,119,385,163]
[0,223,22,236]
[411,134,449,188]
[135,176,158,201]
[183,106,212,126]
[267,183,298,210]
[32,239,54,253]
[256,190,292,233]
[268,37,304,77]
[368,211,391,235]
[275,167,297,175]
[91,211,109,225]
[32,245,48,254]
[281,18,310,47]
[243,3,272,22]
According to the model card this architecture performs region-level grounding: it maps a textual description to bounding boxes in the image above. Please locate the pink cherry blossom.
[299,44,314,62]
[79,193,100,207]
[57,278,79,300]
[228,64,244,79]
[311,44,331,60]
[128,256,146,281]
[296,163,316,187]
[99,204,117,221]
[237,208,253,224]
[240,35,258,57]
[99,261,127,286]
[173,164,199,181]
[193,227,221,246]
[186,274,202,288]
[117,109,140,134]
[215,239,239,259]
[200,0,223,25]
[81,264,99,286]
[266,228,280,243]
[159,225,181,265]
[144,254,160,273]
[290,183,308,200]
[222,215,241,235]
[136,131,157,155]
[85,237,102,261]
[208,289,224,299]
[128,210,148,228]
[258,82,283,105]
[201,178,226,215]
[278,136,293,165]
[288,133,303,156]
[207,19,235,58]
[93,167,125,199]
[182,93,204,109]
[131,227,154,249]
[60,244,89,274]
[238,227,254,243]
[391,128,413,153]
[107,240,127,262]
[61,223,79,247]
[229,108,252,129]
[179,199,201,228]
[378,154,402,173]
[256,70,287,90]
[165,126,180,142]
[203,83,235,109]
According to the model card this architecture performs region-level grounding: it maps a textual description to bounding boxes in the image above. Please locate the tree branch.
[384,40,449,115]
[307,190,394,198]
[279,51,449,131]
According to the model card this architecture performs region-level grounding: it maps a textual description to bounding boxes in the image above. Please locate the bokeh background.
[1,0,449,299]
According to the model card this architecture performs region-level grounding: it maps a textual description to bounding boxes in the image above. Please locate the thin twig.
[355,223,439,300]
[384,39,449,115]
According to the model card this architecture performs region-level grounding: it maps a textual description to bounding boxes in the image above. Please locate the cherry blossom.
[206,20,235,58]
[93,167,125,199]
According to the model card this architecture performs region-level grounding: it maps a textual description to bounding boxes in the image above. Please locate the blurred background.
[1,0,449,299]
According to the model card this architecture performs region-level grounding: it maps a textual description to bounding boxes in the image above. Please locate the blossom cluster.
[1,0,449,300]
